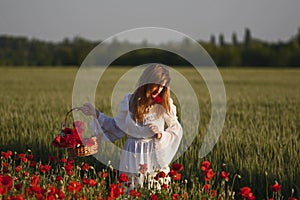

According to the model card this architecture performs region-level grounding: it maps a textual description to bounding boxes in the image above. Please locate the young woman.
[80,64,182,185]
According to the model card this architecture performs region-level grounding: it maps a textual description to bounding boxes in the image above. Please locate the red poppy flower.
[8,194,24,200]
[57,189,65,199]
[26,154,34,161]
[2,164,9,172]
[205,169,215,181]
[172,163,183,171]
[172,173,181,181]
[29,161,37,168]
[172,193,179,200]
[150,193,158,200]
[247,193,255,200]
[201,161,211,171]
[63,128,73,135]
[130,189,141,198]
[26,187,33,196]
[23,171,29,177]
[203,183,210,192]
[109,183,124,198]
[89,179,97,187]
[48,184,57,196]
[60,158,67,163]
[98,171,108,179]
[82,178,90,185]
[73,121,84,135]
[139,163,148,174]
[21,157,28,163]
[239,187,255,200]
[14,165,22,173]
[0,187,7,195]
[210,190,217,197]
[1,151,12,159]
[85,138,95,147]
[271,183,281,192]
[54,135,72,148]
[64,164,73,172]
[158,171,166,178]
[2,162,9,167]
[118,173,128,183]
[0,175,13,189]
[68,138,80,148]
[39,164,51,173]
[31,175,40,185]
[59,136,69,148]
[220,171,230,181]
[53,121,85,148]
[2,166,9,173]
[56,176,63,182]
[154,171,166,180]
[67,181,82,193]
[168,169,177,177]
[240,187,251,196]
[18,154,28,163]
[14,183,22,191]
[67,159,75,165]
[52,136,61,147]
[109,184,118,198]
[153,95,162,104]
[81,163,90,171]
[70,129,82,140]
[162,183,168,190]
[30,185,42,194]
[67,170,72,176]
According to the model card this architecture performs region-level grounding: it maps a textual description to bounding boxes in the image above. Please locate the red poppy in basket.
[52,120,84,148]
[84,138,96,147]
[73,121,84,135]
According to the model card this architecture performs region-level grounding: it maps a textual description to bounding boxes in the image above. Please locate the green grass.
[0,66,299,197]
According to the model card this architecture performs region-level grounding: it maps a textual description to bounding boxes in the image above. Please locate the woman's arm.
[80,101,126,142]
[96,112,126,142]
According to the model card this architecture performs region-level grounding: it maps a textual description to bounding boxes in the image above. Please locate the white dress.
[96,93,182,175]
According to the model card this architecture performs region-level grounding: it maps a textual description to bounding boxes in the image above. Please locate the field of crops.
[0,67,299,198]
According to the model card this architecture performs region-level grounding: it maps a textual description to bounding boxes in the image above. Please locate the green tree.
[210,35,216,45]
[232,32,238,46]
[219,33,225,46]
[244,28,252,46]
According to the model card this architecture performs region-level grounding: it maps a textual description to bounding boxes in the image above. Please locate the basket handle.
[61,107,81,130]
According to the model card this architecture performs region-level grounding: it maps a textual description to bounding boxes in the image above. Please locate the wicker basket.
[69,136,98,157]
[61,108,99,157]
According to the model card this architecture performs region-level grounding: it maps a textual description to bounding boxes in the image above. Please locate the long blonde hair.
[129,64,171,123]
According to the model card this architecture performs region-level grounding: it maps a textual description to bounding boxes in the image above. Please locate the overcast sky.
[0,0,300,43]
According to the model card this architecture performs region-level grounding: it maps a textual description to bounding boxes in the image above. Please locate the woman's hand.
[79,103,99,118]
[147,124,162,139]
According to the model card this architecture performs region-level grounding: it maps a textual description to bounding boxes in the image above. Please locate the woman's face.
[149,84,164,98]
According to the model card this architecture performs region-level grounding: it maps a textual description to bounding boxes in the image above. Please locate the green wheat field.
[0,67,299,196]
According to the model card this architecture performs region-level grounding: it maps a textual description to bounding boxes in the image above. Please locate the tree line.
[0,28,299,67]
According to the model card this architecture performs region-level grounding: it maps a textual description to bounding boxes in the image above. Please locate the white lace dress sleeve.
[154,99,183,168]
